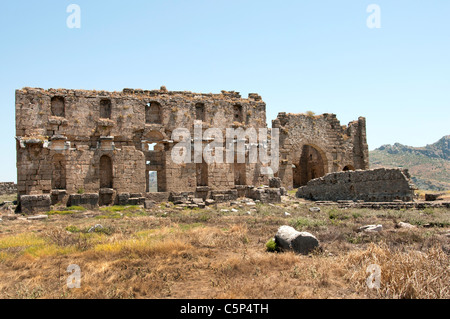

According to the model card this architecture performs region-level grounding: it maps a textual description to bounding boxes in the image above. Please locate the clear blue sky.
[1,0,449,182]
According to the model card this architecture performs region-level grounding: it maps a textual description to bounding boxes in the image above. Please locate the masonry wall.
[0,182,17,195]
[296,168,416,202]
[273,113,369,190]
[15,87,268,206]
[16,86,371,211]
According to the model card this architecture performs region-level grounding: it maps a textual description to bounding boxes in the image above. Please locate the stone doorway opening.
[143,130,165,193]
[99,155,113,189]
[196,162,208,187]
[52,154,66,190]
[148,170,158,192]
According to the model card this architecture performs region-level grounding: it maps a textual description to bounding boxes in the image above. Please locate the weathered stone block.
[20,195,51,215]
[67,193,99,210]
[269,177,282,188]
[275,226,320,255]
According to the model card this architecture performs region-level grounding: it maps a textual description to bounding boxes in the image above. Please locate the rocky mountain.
[370,135,450,191]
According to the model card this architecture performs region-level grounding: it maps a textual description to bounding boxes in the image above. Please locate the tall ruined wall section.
[296,168,416,202]
[15,87,267,204]
[272,113,369,190]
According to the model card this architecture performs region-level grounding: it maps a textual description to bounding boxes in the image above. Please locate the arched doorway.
[294,145,327,187]
[100,155,113,188]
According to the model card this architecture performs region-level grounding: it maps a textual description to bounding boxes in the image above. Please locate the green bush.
[328,209,350,220]
[65,225,81,233]
[266,238,278,252]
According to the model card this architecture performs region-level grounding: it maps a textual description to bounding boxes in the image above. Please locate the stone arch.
[99,155,113,188]
[51,96,65,117]
[52,154,66,190]
[294,144,328,187]
[343,165,355,171]
[144,130,165,143]
[146,101,162,124]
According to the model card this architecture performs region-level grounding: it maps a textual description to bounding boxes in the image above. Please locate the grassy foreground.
[0,200,449,299]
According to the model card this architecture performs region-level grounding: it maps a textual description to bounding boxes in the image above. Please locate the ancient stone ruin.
[296,168,417,202]
[15,86,369,214]
[273,112,369,189]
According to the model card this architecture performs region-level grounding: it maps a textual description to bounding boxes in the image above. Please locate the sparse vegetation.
[305,110,316,118]
[0,201,448,299]
[0,194,17,204]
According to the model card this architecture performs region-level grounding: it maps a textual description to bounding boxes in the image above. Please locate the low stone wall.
[0,182,17,195]
[314,200,450,210]
[296,168,416,202]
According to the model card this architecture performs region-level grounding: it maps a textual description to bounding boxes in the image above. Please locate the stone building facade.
[15,86,369,213]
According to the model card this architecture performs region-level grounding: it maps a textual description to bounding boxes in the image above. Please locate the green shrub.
[65,225,81,233]
[266,238,278,252]
[328,209,349,220]
[92,226,114,235]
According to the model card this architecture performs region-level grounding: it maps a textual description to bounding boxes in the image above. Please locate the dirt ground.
[0,195,448,299]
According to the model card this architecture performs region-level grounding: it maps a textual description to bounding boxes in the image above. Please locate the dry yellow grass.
[0,203,448,299]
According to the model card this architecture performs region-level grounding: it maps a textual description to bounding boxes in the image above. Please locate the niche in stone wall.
[51,96,65,117]
[100,99,112,119]
[195,103,205,122]
[233,104,243,123]
[146,102,162,124]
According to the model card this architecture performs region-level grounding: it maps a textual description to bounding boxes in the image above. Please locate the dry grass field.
[0,197,449,299]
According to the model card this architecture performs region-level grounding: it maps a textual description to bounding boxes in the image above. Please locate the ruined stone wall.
[0,182,17,195]
[273,113,369,190]
[296,168,416,202]
[16,87,268,208]
[16,86,371,212]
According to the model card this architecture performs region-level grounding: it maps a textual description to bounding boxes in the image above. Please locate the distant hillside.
[370,135,450,191]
